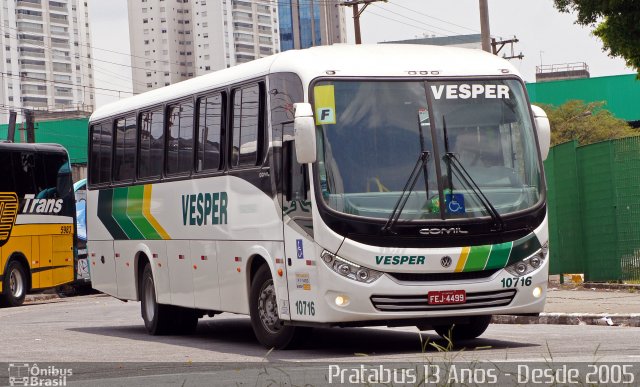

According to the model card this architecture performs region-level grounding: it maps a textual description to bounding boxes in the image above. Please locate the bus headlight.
[321,250,383,284]
[504,242,548,277]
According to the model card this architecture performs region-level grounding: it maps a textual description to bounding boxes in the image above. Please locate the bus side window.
[196,93,224,172]
[166,100,195,175]
[113,115,137,182]
[231,83,263,168]
[0,151,15,194]
[139,109,164,179]
[11,152,37,209]
[89,124,100,185]
[89,123,113,185]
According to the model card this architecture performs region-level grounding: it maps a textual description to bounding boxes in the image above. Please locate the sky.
[88,0,634,109]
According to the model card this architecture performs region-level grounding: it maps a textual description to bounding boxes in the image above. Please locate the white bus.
[87,44,551,349]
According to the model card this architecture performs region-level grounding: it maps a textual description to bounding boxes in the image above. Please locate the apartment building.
[0,0,95,122]
[129,0,346,94]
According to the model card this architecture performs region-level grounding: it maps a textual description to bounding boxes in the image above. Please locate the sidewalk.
[494,283,640,327]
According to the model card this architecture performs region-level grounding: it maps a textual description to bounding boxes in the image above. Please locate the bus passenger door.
[281,138,316,321]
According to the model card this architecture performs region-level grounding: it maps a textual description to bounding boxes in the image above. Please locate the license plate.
[428,290,466,305]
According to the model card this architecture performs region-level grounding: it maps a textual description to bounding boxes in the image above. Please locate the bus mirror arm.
[531,105,550,161]
[293,103,317,164]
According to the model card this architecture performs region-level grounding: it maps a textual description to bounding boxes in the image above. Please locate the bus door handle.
[287,258,292,266]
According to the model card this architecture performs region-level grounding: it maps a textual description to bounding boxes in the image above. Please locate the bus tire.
[434,315,492,342]
[1,261,27,307]
[140,264,175,335]
[170,306,199,335]
[249,264,308,349]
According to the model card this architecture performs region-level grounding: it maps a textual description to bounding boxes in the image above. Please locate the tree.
[554,0,640,77]
[540,100,637,146]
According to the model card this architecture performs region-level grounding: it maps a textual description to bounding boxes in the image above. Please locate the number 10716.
[501,276,532,288]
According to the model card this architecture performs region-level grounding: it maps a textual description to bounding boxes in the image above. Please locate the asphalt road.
[1,295,639,385]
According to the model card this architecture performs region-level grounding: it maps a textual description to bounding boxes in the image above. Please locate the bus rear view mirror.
[293,103,317,164]
[531,105,550,161]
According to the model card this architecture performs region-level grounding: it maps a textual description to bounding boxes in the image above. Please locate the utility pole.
[24,109,35,143]
[7,110,16,142]
[340,0,386,44]
[479,0,491,52]
[491,37,524,60]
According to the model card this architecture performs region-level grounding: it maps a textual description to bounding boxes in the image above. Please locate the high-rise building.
[128,0,346,94]
[278,0,346,51]
[0,0,95,122]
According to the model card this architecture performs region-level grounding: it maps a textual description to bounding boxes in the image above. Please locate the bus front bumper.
[300,258,548,325]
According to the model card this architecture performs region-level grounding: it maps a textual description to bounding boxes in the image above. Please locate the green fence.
[545,137,640,281]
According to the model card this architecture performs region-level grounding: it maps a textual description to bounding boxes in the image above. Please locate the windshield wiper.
[444,153,503,231]
[441,116,503,231]
[381,151,430,235]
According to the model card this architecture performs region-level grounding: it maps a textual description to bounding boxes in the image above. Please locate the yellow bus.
[0,142,76,307]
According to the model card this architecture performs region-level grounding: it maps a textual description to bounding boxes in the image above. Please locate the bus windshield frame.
[311,76,546,232]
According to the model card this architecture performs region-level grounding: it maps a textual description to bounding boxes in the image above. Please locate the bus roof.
[0,141,69,155]
[90,44,522,123]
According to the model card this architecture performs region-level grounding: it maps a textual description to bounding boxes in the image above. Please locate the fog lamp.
[335,295,350,306]
[533,286,542,298]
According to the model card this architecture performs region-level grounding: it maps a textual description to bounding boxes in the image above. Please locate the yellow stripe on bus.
[142,185,171,240]
[455,246,471,272]
[10,223,74,237]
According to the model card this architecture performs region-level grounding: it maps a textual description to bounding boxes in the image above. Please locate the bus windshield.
[315,79,542,222]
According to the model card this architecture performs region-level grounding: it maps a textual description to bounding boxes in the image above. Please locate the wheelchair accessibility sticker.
[296,239,304,259]
[445,193,465,214]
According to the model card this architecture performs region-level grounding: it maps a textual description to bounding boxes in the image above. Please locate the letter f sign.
[316,107,335,124]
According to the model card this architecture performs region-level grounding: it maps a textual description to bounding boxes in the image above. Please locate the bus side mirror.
[293,103,317,164]
[531,105,551,161]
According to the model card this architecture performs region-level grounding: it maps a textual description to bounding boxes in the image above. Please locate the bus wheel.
[170,306,199,335]
[434,315,492,342]
[249,265,308,349]
[140,264,175,335]
[1,261,27,307]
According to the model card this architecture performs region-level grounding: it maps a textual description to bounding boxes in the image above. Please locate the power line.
[370,3,471,38]
[0,72,132,96]
[386,1,481,35]
[0,29,135,99]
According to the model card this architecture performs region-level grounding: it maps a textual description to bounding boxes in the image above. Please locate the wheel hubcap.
[144,279,155,322]
[9,268,24,298]
[258,280,281,333]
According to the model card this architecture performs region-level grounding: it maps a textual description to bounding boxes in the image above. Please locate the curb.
[24,294,59,304]
[583,282,640,291]
[493,313,640,327]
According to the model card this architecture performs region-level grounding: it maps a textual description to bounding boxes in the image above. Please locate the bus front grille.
[370,289,517,312]
[386,269,500,283]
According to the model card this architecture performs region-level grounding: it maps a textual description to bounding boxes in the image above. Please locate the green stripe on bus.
[127,185,161,240]
[506,233,542,266]
[97,190,128,240]
[112,187,144,240]
[485,241,512,269]
[464,244,491,271]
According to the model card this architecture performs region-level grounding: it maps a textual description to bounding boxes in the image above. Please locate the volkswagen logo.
[440,256,453,268]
